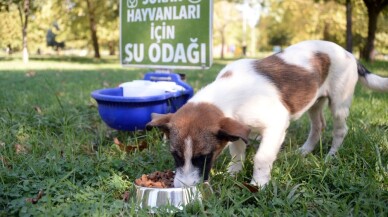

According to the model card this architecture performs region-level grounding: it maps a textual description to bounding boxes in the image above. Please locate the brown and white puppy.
[147,40,388,188]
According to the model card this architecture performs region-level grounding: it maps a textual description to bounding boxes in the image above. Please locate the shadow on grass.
[0,55,119,64]
[33,56,120,64]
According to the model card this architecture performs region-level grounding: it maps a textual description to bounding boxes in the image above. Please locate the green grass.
[0,55,387,216]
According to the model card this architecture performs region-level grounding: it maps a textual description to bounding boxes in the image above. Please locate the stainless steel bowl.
[135,184,202,213]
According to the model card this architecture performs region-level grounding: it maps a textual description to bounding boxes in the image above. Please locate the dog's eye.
[172,152,184,167]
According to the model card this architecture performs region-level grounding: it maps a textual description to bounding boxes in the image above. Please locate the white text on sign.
[127,5,200,22]
[124,39,206,64]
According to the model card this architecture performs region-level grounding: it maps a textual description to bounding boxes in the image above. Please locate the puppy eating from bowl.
[147,40,388,188]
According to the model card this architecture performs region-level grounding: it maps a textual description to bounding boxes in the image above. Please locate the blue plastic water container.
[91,73,193,131]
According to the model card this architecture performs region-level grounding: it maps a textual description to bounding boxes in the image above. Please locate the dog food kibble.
[135,170,174,188]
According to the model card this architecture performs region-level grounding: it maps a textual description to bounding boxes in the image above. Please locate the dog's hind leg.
[299,98,327,155]
[328,104,350,156]
[327,61,358,156]
[327,87,355,156]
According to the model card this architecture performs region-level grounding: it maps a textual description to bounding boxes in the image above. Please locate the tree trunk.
[18,0,30,64]
[22,37,28,64]
[323,22,331,41]
[108,41,115,56]
[220,29,225,59]
[345,0,353,53]
[86,0,100,58]
[361,0,388,61]
[362,8,378,61]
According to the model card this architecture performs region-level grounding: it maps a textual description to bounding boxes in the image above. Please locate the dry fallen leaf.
[103,81,110,87]
[113,137,121,145]
[122,191,130,202]
[55,92,65,97]
[26,190,44,204]
[15,144,28,154]
[242,182,259,193]
[87,99,97,108]
[0,156,12,169]
[34,106,42,114]
[25,71,36,77]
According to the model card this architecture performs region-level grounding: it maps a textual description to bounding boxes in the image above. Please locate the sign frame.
[119,0,213,70]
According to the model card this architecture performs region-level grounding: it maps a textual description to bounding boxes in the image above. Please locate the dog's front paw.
[250,176,270,188]
[324,152,338,163]
[298,146,313,156]
[227,162,243,176]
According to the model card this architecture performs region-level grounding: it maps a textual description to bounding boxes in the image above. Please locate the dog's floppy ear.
[146,113,173,132]
[217,117,250,144]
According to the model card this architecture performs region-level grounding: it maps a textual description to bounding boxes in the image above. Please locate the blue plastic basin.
[91,73,193,131]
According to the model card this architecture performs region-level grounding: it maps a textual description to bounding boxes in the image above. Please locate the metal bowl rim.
[134,183,198,191]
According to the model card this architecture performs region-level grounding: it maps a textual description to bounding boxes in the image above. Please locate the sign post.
[120,0,213,70]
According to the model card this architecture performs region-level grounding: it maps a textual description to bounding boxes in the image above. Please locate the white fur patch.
[183,137,193,174]
[173,137,201,187]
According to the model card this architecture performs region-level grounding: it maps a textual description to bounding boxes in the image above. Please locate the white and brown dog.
[147,40,388,188]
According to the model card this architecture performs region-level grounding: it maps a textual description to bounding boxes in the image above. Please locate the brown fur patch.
[220,70,233,79]
[311,52,330,85]
[169,103,227,157]
[253,53,330,114]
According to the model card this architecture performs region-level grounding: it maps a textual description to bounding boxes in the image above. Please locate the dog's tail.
[357,62,388,92]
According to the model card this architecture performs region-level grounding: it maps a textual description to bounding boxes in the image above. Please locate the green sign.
[120,0,213,69]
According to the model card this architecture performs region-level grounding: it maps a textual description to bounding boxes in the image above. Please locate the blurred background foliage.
[0,0,387,61]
